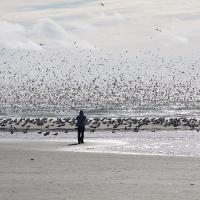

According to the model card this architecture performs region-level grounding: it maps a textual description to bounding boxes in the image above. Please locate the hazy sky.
[0,0,200,53]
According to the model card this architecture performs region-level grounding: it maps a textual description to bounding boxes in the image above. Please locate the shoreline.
[0,136,200,159]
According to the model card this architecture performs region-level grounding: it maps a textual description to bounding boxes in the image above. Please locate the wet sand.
[0,139,200,200]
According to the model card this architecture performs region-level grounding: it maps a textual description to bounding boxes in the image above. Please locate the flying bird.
[100,2,104,6]
[155,28,162,32]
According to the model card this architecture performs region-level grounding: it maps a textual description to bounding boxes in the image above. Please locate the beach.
[1,1,200,200]
[0,139,200,200]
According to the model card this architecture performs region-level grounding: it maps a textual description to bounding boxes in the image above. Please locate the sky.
[0,0,200,54]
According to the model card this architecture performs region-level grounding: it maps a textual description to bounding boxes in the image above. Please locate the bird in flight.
[100,2,104,6]
[155,28,162,32]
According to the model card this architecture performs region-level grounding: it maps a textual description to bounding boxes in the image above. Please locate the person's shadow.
[68,143,79,146]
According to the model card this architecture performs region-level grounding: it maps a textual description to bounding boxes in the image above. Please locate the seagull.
[100,2,104,6]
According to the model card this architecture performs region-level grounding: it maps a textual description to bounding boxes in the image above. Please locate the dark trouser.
[78,127,85,143]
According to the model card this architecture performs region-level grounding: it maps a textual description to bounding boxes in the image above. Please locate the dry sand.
[0,139,200,200]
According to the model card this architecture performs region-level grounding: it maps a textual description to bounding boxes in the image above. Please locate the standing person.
[76,110,86,144]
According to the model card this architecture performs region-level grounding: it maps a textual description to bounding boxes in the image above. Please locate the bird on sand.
[44,132,50,136]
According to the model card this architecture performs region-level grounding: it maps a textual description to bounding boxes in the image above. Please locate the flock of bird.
[0,117,200,136]
[0,47,200,117]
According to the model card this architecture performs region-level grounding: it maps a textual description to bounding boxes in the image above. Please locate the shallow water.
[1,130,200,157]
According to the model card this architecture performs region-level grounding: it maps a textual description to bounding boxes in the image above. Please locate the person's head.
[79,110,84,115]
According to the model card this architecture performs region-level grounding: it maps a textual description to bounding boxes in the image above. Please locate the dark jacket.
[76,111,86,128]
